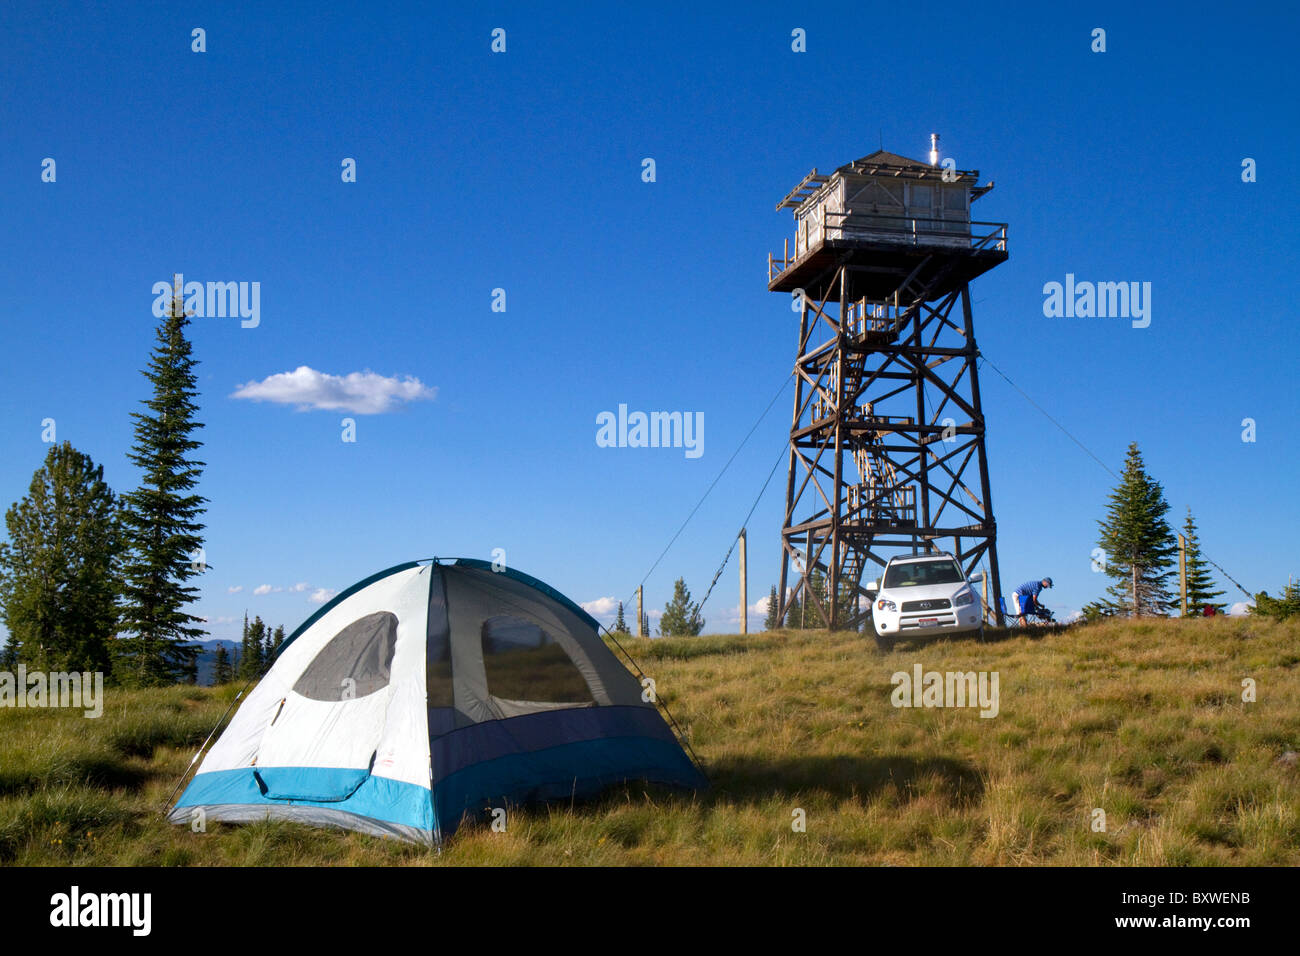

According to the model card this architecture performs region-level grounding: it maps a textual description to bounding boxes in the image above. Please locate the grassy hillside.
[2,615,1298,865]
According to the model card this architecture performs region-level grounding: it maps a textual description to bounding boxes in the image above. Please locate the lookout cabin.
[768,149,1007,302]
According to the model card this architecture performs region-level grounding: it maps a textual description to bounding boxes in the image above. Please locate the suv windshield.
[883,559,964,588]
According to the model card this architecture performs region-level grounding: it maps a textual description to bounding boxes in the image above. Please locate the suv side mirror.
[866,580,880,593]
[968,571,985,582]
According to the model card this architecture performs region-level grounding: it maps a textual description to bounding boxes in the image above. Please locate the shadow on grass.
[977,624,1072,646]
[882,624,1069,651]
[0,755,151,796]
[447,754,984,843]
[699,752,984,807]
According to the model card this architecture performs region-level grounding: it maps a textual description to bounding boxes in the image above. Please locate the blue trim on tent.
[447,558,601,631]
[254,765,371,802]
[276,561,422,657]
[176,768,435,834]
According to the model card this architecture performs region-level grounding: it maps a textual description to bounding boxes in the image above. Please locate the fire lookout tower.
[769,140,1008,630]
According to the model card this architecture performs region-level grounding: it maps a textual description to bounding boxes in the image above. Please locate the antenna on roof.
[929,133,940,166]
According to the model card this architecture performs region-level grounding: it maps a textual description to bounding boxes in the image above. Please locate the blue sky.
[1,0,1296,639]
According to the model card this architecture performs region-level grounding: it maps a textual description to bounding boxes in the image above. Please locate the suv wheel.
[873,632,894,652]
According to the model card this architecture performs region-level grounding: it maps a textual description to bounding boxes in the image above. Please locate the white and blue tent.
[169,559,706,844]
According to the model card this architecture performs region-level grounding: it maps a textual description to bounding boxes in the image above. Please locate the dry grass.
[2,615,1298,865]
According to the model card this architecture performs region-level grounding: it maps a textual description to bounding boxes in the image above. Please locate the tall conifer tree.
[1085,443,1177,617]
[1181,509,1226,615]
[117,281,207,685]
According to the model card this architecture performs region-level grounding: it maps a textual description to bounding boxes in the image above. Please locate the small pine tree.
[802,569,829,628]
[1251,582,1300,621]
[613,602,629,634]
[763,585,779,630]
[641,611,649,637]
[212,643,233,685]
[269,624,285,657]
[246,616,267,677]
[1180,509,1226,615]
[1079,600,1118,623]
[1089,442,1177,617]
[237,612,249,679]
[659,578,704,636]
[834,577,860,630]
[238,612,271,680]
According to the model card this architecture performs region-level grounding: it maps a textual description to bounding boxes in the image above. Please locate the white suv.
[867,553,984,650]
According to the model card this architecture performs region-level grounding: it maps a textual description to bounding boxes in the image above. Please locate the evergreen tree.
[785,586,802,630]
[1079,600,1118,624]
[1089,442,1177,617]
[641,611,649,637]
[659,578,704,636]
[763,585,779,630]
[116,284,208,685]
[269,624,285,657]
[237,611,250,678]
[240,615,267,679]
[212,643,233,685]
[1180,509,1226,615]
[836,578,862,630]
[0,637,16,670]
[802,569,829,628]
[0,442,123,673]
[613,601,629,634]
[1251,581,1300,621]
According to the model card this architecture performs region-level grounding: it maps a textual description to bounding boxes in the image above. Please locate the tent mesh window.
[480,615,593,704]
[427,567,457,737]
[293,611,398,701]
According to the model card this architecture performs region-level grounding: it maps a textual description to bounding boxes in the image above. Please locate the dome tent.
[169,559,707,845]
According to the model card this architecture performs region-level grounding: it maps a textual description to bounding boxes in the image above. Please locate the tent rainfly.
[169,559,706,844]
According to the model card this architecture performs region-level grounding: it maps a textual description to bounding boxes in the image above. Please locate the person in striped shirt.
[1012,577,1053,626]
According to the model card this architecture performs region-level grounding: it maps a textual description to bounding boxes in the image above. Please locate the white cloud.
[253,584,280,596]
[1229,601,1254,616]
[231,366,437,414]
[737,596,773,620]
[581,596,619,618]
[310,588,337,604]
[710,594,783,624]
[227,585,244,594]
[289,582,310,593]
